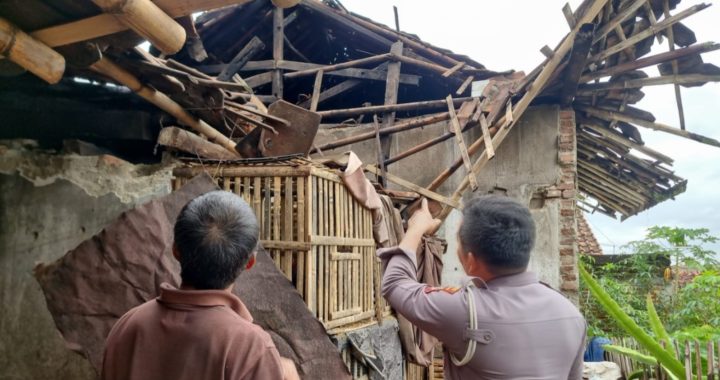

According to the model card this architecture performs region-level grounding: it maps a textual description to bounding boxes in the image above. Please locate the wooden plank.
[298,63,390,108]
[373,115,388,187]
[31,0,253,48]
[456,75,474,95]
[218,36,265,81]
[363,164,460,209]
[577,74,720,93]
[446,96,478,190]
[272,7,284,99]
[317,97,472,119]
[562,3,577,29]
[442,61,465,78]
[309,70,324,112]
[592,0,646,43]
[479,115,495,159]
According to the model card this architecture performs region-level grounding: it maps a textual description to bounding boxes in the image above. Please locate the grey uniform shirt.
[379,247,586,380]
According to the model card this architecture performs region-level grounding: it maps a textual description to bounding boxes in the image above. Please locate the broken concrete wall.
[317,106,572,291]
[0,141,174,380]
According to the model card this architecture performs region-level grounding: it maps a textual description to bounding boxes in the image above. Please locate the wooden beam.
[158,126,238,160]
[560,23,595,106]
[284,53,392,78]
[577,74,720,93]
[562,3,577,29]
[592,0,646,43]
[372,115,388,187]
[312,113,450,152]
[317,97,474,119]
[31,0,253,48]
[442,62,465,78]
[91,0,185,55]
[456,75,474,95]
[90,57,239,155]
[577,105,720,148]
[217,36,265,81]
[0,17,65,84]
[381,41,403,161]
[309,70,323,112]
[479,114,495,159]
[364,165,460,209]
[582,41,720,81]
[272,6,284,99]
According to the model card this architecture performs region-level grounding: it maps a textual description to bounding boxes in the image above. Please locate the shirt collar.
[157,283,253,322]
[463,271,538,289]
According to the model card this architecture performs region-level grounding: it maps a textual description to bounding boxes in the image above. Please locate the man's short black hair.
[174,191,259,290]
[459,195,536,272]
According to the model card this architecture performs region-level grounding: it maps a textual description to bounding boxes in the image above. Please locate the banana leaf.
[579,263,686,378]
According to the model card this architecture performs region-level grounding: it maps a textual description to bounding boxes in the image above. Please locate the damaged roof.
[0,0,718,219]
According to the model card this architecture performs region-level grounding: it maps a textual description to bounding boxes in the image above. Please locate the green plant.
[579,263,686,378]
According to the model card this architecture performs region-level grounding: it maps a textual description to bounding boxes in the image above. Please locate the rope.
[449,282,477,366]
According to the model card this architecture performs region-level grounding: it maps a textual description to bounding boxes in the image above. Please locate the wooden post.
[90,57,239,155]
[92,0,186,55]
[446,96,478,190]
[309,70,324,112]
[0,17,65,84]
[373,115,388,187]
[381,41,403,162]
[272,6,284,99]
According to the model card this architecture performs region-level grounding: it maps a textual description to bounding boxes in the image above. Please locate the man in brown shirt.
[102,191,298,380]
[380,196,586,379]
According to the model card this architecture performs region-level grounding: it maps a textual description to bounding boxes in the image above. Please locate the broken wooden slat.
[157,126,238,160]
[363,165,459,209]
[479,115,495,159]
[577,105,720,148]
[592,0,646,43]
[540,45,555,58]
[0,17,65,84]
[446,96,478,190]
[309,70,324,112]
[218,36,265,81]
[31,0,253,48]
[442,62,465,78]
[391,53,454,76]
[456,75,474,95]
[91,0,186,55]
[562,3,577,29]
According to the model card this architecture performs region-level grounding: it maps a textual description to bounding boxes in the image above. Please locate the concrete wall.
[317,106,578,292]
[0,142,173,380]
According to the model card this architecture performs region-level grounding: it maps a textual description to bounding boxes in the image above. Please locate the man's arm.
[379,199,467,352]
[280,357,300,380]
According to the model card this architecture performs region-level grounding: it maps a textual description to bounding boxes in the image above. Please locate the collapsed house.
[1,0,719,378]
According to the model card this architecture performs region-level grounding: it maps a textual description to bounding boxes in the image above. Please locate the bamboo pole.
[284,53,392,78]
[317,97,474,118]
[92,0,186,55]
[311,112,449,152]
[90,57,239,155]
[577,105,720,148]
[0,17,65,84]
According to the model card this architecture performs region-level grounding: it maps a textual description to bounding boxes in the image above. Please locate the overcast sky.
[340,0,720,252]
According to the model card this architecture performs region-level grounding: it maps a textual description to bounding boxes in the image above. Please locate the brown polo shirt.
[101,283,283,380]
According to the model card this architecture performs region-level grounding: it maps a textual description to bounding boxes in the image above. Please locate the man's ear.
[172,244,181,262]
[245,252,256,270]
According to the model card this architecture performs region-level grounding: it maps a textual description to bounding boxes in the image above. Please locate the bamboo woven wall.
[173,162,381,331]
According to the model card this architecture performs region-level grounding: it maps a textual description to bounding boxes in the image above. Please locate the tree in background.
[580,226,719,340]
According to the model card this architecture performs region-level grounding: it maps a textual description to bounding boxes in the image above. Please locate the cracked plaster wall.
[0,141,173,380]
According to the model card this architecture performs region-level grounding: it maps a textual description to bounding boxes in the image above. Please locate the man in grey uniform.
[379,196,585,379]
